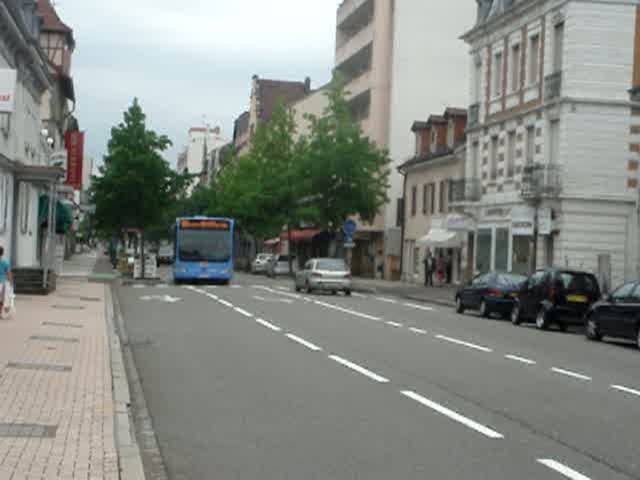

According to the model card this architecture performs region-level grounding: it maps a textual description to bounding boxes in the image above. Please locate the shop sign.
[538,207,552,236]
[0,69,17,113]
[511,206,535,236]
[64,131,85,190]
[446,214,475,232]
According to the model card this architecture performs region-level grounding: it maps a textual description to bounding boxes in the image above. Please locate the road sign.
[343,219,357,237]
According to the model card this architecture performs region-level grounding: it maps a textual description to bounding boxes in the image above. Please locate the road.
[116,272,640,480]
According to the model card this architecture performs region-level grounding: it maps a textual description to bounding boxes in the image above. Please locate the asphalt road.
[116,272,640,480]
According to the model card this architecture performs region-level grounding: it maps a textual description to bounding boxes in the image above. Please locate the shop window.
[495,228,509,271]
[512,235,531,274]
[476,229,492,274]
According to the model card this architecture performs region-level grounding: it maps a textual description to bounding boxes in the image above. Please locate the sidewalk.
[0,253,127,479]
[352,277,457,307]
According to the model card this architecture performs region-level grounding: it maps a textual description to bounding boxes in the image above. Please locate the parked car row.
[455,268,640,349]
[251,253,299,277]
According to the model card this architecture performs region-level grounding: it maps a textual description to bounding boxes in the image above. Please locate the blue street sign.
[343,219,357,237]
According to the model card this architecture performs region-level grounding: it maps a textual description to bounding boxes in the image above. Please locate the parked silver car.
[294,258,352,295]
[251,253,274,274]
[267,254,296,277]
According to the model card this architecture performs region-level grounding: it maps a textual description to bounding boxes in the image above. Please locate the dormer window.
[431,130,437,152]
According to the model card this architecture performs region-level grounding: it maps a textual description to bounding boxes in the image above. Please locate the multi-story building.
[456,0,640,289]
[399,108,468,284]
[233,75,312,157]
[334,0,471,279]
[0,0,67,292]
[177,126,227,190]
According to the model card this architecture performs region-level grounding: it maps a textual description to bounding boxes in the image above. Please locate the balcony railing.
[544,71,562,101]
[521,163,561,199]
[449,178,482,204]
[468,103,480,128]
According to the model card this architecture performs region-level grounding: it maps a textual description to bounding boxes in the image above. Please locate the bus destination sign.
[180,220,230,230]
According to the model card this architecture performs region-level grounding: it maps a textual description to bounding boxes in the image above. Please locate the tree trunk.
[287,225,294,278]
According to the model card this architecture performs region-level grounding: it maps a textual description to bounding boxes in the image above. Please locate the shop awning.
[416,229,463,248]
[38,195,73,234]
[264,237,280,247]
[280,229,321,243]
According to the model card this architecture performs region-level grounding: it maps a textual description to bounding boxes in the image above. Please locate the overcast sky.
[56,0,474,168]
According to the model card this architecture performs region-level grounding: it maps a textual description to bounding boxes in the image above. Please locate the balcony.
[336,42,373,85]
[544,71,562,101]
[337,0,374,30]
[449,178,482,204]
[345,69,372,101]
[521,163,561,199]
[336,21,374,66]
[468,103,480,128]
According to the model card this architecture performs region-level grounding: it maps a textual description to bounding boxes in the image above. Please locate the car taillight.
[488,288,503,297]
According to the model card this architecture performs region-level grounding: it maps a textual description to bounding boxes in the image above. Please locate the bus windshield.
[178,228,232,263]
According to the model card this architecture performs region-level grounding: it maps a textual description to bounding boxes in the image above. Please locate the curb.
[105,285,146,479]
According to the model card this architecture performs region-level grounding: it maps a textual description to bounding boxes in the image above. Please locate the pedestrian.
[436,253,445,285]
[445,252,453,284]
[0,246,13,315]
[109,238,118,270]
[423,250,435,287]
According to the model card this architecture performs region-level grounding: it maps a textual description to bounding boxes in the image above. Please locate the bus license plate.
[568,294,587,303]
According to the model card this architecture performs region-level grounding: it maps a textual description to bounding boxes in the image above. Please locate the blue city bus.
[173,217,235,284]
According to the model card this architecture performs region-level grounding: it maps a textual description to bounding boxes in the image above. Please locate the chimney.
[304,76,311,93]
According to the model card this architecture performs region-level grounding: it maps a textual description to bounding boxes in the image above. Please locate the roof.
[398,147,456,172]
[256,78,311,123]
[279,229,321,243]
[37,0,75,47]
[411,121,428,132]
[233,111,250,139]
[426,115,446,125]
[445,107,468,117]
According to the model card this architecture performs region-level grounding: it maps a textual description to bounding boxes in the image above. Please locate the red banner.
[64,131,84,190]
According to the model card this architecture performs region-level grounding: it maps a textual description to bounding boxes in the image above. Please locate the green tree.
[91,98,189,275]
[303,75,391,232]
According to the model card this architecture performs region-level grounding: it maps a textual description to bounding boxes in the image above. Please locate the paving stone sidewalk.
[0,255,119,479]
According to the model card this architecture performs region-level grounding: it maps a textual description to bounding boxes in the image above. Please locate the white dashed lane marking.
[611,384,640,397]
[505,354,536,365]
[255,318,282,332]
[409,327,427,335]
[329,355,389,383]
[313,300,382,321]
[551,368,592,382]
[234,307,254,318]
[386,321,403,328]
[351,292,367,298]
[285,334,322,351]
[537,459,592,480]
[435,335,493,353]
[403,303,435,312]
[401,390,504,439]
[376,297,397,304]
[218,299,234,308]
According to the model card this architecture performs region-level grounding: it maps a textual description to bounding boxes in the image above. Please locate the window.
[528,271,547,288]
[471,142,480,180]
[474,60,483,103]
[411,185,417,217]
[473,273,490,286]
[507,131,516,177]
[612,282,635,301]
[439,180,447,213]
[429,183,436,215]
[396,198,404,227]
[422,184,427,214]
[511,44,520,92]
[476,229,492,273]
[495,228,509,271]
[526,126,535,164]
[490,136,499,180]
[529,34,540,85]
[431,129,437,152]
[18,182,30,235]
[415,133,421,155]
[553,22,564,73]
[492,51,503,97]
[549,120,560,164]
[447,121,454,147]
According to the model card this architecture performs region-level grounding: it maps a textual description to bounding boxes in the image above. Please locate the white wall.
[386,2,474,232]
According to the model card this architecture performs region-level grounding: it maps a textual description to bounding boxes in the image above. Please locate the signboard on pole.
[343,219,357,247]
[538,207,552,235]
[511,206,535,236]
[64,131,85,190]
[0,69,17,113]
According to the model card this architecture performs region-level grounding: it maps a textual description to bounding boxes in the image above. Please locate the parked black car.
[511,268,600,331]
[455,272,527,318]
[585,281,640,349]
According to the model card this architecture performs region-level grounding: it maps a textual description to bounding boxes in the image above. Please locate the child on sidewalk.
[0,246,13,316]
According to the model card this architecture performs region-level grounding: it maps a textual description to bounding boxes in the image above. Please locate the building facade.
[177,126,227,190]
[399,108,468,285]
[457,0,640,290]
[335,0,471,279]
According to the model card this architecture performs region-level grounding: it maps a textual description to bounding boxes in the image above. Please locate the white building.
[177,126,227,190]
[455,0,640,290]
